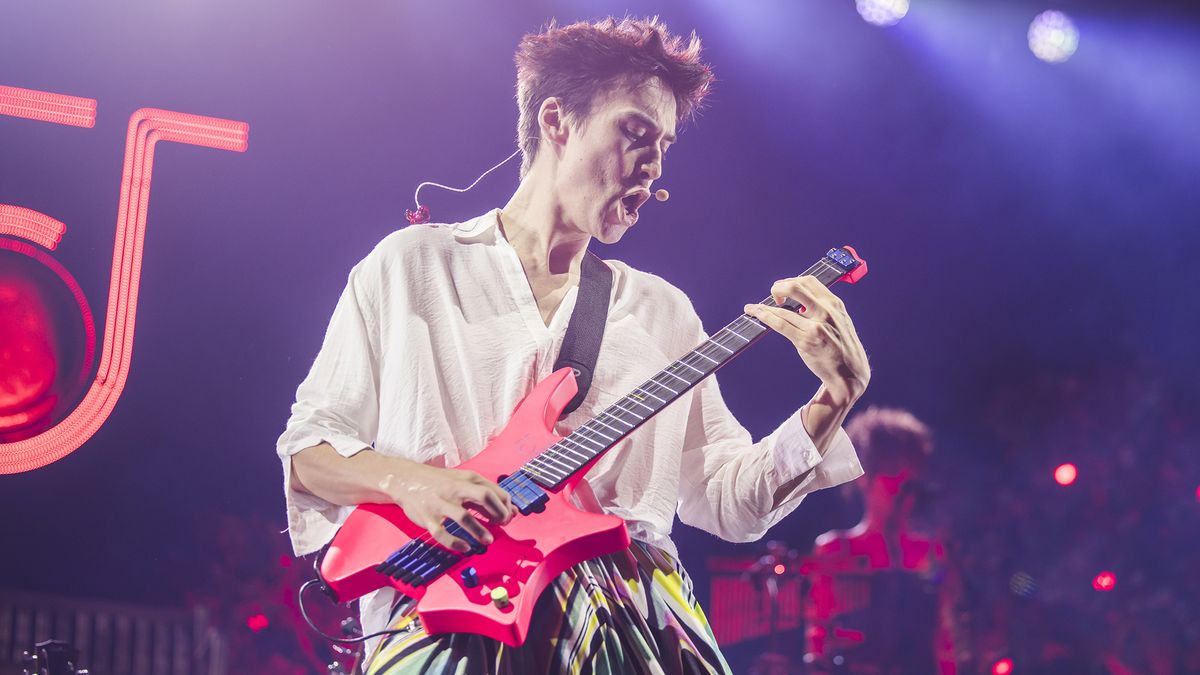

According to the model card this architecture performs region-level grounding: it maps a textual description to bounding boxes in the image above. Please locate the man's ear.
[537,97,569,147]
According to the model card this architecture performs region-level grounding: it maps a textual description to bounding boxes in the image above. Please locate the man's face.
[556,76,677,244]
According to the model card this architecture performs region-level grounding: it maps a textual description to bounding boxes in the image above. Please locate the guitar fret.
[652,380,680,396]
[602,410,633,428]
[662,368,691,385]
[636,387,668,404]
[721,328,749,344]
[522,466,554,484]
[678,359,705,375]
[582,425,615,443]
[622,396,656,414]
[576,431,608,449]
[693,350,719,365]
[552,449,590,470]
[561,439,600,458]
[564,438,597,457]
[574,424,614,445]
[554,443,589,462]
[605,402,639,423]
[612,399,648,419]
[539,453,575,473]
[709,340,733,354]
[527,460,566,483]
[592,416,625,436]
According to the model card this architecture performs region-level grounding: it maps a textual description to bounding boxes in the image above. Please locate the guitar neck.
[521,247,866,491]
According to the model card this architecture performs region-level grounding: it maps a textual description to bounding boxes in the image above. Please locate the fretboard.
[521,248,864,490]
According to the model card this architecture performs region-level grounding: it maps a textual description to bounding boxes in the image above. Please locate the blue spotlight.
[1029,10,1080,63]
[857,0,909,27]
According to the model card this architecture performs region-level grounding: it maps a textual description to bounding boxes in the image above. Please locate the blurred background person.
[803,407,958,674]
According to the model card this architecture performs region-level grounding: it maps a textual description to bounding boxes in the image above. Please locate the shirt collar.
[450,208,503,245]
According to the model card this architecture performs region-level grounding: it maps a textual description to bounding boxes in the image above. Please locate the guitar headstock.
[765,246,868,312]
[820,245,868,286]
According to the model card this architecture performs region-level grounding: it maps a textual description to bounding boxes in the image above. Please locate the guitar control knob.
[490,587,510,609]
[460,567,480,588]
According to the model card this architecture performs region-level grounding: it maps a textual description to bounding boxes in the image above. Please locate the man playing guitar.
[277,16,870,674]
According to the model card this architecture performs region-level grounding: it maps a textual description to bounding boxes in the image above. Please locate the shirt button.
[802,450,815,464]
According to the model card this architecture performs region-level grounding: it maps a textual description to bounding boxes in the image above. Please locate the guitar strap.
[554,251,613,418]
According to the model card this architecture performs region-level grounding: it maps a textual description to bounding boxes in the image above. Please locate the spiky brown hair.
[514,16,714,177]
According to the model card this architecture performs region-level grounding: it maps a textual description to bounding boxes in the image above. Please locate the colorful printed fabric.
[364,541,732,675]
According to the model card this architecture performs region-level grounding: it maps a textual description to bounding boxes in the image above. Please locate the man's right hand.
[290,443,519,554]
[382,463,518,553]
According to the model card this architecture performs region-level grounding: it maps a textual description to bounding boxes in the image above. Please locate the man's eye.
[624,128,646,143]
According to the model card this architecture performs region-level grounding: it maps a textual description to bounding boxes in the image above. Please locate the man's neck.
[499,171,590,280]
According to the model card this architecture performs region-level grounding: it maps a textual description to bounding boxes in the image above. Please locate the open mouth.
[619,190,650,224]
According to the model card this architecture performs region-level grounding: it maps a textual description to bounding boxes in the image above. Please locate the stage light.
[1093,571,1117,592]
[773,564,786,575]
[856,0,909,26]
[1054,463,1077,486]
[992,658,1013,675]
[1028,10,1079,63]
[246,613,270,632]
[1195,484,1199,502]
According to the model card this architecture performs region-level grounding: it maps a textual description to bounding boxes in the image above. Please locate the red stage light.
[773,564,786,575]
[992,658,1013,675]
[1195,484,1199,502]
[246,613,269,632]
[1054,463,1077,486]
[1093,571,1116,592]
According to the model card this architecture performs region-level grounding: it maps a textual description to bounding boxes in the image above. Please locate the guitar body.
[319,368,631,647]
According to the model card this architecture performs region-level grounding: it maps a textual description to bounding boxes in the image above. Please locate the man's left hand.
[744,275,870,404]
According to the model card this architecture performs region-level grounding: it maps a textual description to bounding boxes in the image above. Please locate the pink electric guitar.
[317,246,868,646]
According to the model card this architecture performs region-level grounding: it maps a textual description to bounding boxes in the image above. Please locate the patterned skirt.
[363,541,732,675]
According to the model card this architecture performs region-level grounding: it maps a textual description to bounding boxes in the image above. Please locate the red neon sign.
[1,84,249,473]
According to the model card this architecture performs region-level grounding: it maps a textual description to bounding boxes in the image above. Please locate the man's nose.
[640,155,662,182]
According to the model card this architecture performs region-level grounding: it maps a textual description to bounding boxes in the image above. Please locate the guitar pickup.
[503,471,549,515]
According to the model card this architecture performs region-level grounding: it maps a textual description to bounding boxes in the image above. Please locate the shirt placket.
[494,236,578,379]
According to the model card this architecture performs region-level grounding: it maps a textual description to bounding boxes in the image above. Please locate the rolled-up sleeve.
[675,371,862,543]
[276,261,381,556]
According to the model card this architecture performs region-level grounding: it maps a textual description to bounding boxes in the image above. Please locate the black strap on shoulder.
[554,251,613,418]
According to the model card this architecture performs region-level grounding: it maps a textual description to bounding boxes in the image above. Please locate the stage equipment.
[708,543,806,649]
[307,246,868,647]
[0,589,225,675]
[20,639,85,675]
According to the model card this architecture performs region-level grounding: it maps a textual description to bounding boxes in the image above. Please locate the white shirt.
[276,209,863,645]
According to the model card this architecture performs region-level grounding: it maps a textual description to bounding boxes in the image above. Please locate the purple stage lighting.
[856,0,909,27]
[1028,10,1079,63]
